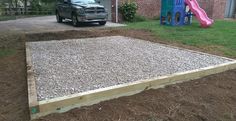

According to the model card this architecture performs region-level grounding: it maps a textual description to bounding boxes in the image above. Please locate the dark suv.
[56,0,108,26]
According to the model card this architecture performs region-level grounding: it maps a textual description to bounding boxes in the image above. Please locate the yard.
[0,19,236,121]
[126,20,236,58]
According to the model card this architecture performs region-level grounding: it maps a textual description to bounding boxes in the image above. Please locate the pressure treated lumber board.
[26,43,39,119]
[27,58,236,120]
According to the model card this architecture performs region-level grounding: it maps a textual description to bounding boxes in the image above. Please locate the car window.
[71,0,96,4]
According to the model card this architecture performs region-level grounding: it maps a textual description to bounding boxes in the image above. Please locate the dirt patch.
[26,29,234,59]
[34,69,236,121]
[0,51,29,121]
[0,29,236,121]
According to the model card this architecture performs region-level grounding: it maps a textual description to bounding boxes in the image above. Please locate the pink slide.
[185,0,214,28]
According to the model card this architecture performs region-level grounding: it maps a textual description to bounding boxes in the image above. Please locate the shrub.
[30,0,55,15]
[119,2,138,22]
[41,3,55,14]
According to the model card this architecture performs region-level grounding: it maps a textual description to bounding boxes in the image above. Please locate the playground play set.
[160,0,214,28]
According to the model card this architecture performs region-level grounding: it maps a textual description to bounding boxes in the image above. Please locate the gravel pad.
[27,36,233,101]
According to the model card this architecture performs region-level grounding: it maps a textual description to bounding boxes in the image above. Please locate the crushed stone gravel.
[27,36,234,101]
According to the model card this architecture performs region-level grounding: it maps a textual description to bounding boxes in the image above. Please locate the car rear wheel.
[72,14,79,27]
[99,21,106,26]
[56,12,63,23]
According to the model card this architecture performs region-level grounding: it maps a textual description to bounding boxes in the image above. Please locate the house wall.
[212,0,227,19]
[197,0,214,18]
[132,0,161,19]
[117,0,161,18]
[194,0,227,19]
[111,0,227,22]
[111,0,118,22]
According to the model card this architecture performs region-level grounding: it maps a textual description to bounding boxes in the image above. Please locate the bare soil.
[0,29,236,121]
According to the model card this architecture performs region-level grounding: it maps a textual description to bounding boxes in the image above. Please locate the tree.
[24,0,27,14]
[0,0,24,14]
[40,0,55,3]
[30,0,56,14]
[0,0,56,15]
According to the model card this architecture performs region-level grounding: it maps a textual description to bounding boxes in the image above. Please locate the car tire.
[72,14,79,27]
[99,21,106,26]
[56,12,63,23]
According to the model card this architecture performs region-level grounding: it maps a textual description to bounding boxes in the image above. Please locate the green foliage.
[0,5,3,15]
[31,0,42,13]
[0,16,16,21]
[133,15,146,22]
[0,0,55,15]
[0,15,44,21]
[41,2,55,14]
[119,2,137,22]
[30,0,55,15]
[41,0,55,3]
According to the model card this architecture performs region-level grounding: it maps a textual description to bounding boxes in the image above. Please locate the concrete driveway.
[0,16,125,33]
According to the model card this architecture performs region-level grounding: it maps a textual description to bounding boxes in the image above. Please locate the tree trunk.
[24,0,27,14]
[9,0,14,15]
[15,0,18,15]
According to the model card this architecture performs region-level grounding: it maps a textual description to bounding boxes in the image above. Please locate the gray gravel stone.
[27,36,234,101]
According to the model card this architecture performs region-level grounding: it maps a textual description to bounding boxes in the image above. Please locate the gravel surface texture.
[27,36,233,101]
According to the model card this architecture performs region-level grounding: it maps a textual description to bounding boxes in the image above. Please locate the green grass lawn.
[126,20,236,58]
[0,16,18,21]
[0,15,48,21]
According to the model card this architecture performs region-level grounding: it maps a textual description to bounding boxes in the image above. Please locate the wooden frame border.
[26,43,39,119]
[26,39,236,120]
[28,61,236,119]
